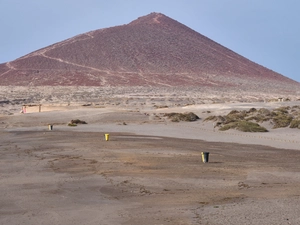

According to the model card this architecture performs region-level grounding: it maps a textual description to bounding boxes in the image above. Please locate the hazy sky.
[1,0,299,82]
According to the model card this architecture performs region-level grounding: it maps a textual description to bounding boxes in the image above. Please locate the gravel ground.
[0,105,300,224]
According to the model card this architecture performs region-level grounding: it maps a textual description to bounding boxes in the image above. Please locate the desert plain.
[0,87,300,225]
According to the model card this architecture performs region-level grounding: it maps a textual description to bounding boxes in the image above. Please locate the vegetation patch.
[204,105,300,132]
[71,119,87,124]
[68,119,87,126]
[204,115,225,123]
[68,123,77,127]
[292,105,300,109]
[164,112,199,122]
[272,113,293,128]
[247,108,257,113]
[257,108,271,116]
[290,119,300,129]
[246,114,271,123]
[153,105,169,109]
[219,120,268,132]
[274,106,290,114]
[224,111,246,124]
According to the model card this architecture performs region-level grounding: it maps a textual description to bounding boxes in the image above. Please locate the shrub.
[237,121,268,132]
[219,120,268,132]
[228,110,240,115]
[258,108,271,116]
[70,119,87,124]
[247,108,257,113]
[224,113,245,124]
[204,115,225,122]
[291,110,300,117]
[246,115,271,123]
[273,107,290,114]
[290,119,300,129]
[219,122,238,131]
[272,114,293,128]
[165,112,199,122]
[223,110,248,124]
[68,119,87,126]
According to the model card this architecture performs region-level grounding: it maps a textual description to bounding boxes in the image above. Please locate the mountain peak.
[129,12,170,25]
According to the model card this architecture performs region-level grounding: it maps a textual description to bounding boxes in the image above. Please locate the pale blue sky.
[1,0,299,82]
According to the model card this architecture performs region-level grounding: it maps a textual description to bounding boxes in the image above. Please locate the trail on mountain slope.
[0,62,15,78]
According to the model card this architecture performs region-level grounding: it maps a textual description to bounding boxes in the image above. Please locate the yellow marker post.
[105,134,110,141]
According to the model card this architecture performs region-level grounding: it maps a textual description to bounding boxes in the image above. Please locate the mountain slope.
[0,12,299,92]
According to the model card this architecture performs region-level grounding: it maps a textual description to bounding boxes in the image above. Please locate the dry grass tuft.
[68,119,87,126]
[165,112,199,122]
[219,121,268,132]
[290,119,300,129]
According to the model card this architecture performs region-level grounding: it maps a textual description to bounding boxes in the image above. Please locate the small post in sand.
[104,134,110,141]
[201,152,209,163]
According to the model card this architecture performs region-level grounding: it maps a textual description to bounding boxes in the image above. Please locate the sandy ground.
[0,102,300,225]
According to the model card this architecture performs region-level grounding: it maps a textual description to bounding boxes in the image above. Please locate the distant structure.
[278,98,284,102]
[21,104,42,113]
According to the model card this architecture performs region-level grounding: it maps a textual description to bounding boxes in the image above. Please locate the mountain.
[0,12,299,92]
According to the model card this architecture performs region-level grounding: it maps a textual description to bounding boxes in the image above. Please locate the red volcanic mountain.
[0,12,299,91]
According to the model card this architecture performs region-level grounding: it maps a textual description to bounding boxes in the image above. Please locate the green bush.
[290,119,300,129]
[237,121,268,132]
[272,114,293,128]
[224,114,245,124]
[246,115,271,123]
[165,112,199,122]
[220,120,268,132]
[219,122,238,131]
